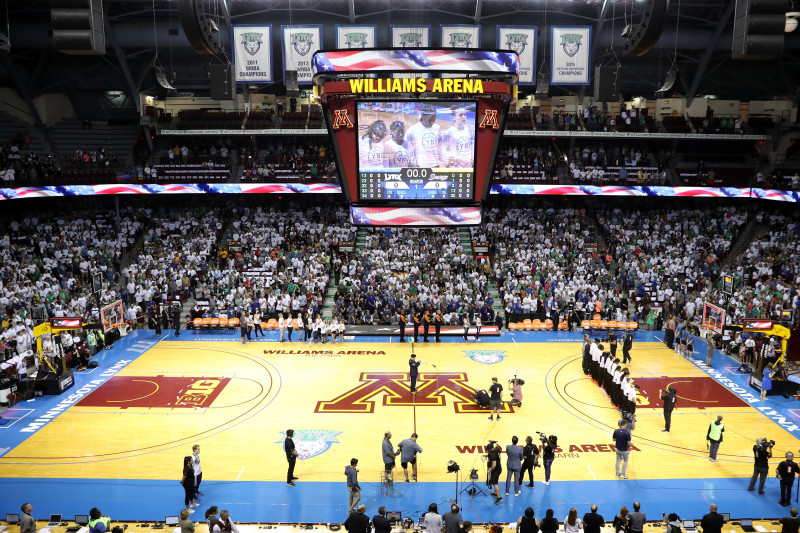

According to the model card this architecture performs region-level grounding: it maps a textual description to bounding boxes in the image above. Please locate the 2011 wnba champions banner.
[232,25,273,83]
[281,25,323,84]
[336,25,377,49]
[551,26,591,85]
[497,26,537,85]
[440,25,481,48]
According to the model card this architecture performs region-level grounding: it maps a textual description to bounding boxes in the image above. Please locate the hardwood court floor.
[1,337,792,486]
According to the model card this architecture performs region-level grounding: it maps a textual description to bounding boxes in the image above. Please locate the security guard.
[88,508,110,533]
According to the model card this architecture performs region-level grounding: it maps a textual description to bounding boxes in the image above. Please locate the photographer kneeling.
[509,378,524,408]
[748,438,773,495]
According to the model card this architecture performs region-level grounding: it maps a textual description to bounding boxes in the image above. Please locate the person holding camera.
[748,438,773,494]
[510,378,524,408]
[486,442,503,504]
[661,387,677,433]
[542,435,557,486]
[777,451,800,506]
[520,435,541,488]
[706,415,725,462]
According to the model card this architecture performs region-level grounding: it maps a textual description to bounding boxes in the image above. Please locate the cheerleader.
[296,314,304,342]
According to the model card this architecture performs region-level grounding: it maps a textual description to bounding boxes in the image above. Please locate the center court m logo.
[315,372,515,414]
[277,430,342,459]
[463,349,506,365]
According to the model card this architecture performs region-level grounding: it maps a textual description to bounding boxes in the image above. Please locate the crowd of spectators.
[332,228,492,325]
[599,207,748,323]
[492,141,561,183]
[478,207,614,324]
[712,213,800,324]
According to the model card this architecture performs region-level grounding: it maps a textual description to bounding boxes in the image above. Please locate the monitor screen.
[356,100,477,201]
[6,514,20,524]
[75,515,89,526]
[741,520,752,527]
[720,514,729,522]
[386,512,402,524]
[165,516,180,526]
[49,515,62,524]
[682,521,695,528]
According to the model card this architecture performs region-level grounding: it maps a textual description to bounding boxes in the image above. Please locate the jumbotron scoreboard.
[312,49,519,223]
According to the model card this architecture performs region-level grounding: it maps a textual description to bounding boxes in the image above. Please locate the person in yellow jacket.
[88,508,111,533]
[706,415,724,462]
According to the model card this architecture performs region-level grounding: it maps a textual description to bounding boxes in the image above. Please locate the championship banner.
[497,26,537,85]
[390,26,431,48]
[281,25,323,85]
[232,25,273,83]
[551,26,591,85]
[440,25,481,48]
[336,25,377,49]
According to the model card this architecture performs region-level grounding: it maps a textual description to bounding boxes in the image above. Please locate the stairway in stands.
[720,217,763,271]
[321,227,367,319]
[459,228,504,320]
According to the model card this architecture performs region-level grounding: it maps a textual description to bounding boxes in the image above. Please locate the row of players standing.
[582,333,637,414]
[240,311,346,343]
[397,309,483,343]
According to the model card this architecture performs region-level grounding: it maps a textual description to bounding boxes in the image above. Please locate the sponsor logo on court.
[632,376,749,409]
[75,376,230,409]
[277,430,342,459]
[263,349,387,356]
[455,442,640,457]
[463,349,506,365]
[316,372,514,414]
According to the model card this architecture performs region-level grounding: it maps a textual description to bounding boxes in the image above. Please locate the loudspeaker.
[622,0,669,57]
[51,0,104,55]
[286,70,299,97]
[732,0,785,58]
[535,71,550,98]
[178,0,221,55]
[209,63,234,100]
[594,66,619,101]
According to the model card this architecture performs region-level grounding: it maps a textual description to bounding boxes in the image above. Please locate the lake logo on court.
[463,349,506,365]
[278,430,342,460]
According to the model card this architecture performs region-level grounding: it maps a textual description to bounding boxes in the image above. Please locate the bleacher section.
[177,110,245,129]
[48,119,138,166]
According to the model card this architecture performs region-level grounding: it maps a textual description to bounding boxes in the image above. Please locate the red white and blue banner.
[490,184,800,201]
[497,26,537,85]
[281,25,323,85]
[0,183,342,200]
[551,26,591,85]
[232,25,273,83]
[335,25,377,49]
[312,49,520,76]
[440,25,481,48]
[350,206,482,226]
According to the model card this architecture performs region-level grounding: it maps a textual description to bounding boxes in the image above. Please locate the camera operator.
[509,378,524,408]
[486,442,503,505]
[542,434,557,486]
[777,451,800,506]
[748,438,773,494]
[520,436,540,488]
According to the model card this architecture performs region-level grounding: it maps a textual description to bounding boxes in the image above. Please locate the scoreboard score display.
[356,100,477,201]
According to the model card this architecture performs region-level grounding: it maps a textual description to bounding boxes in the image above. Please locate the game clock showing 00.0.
[359,168,473,201]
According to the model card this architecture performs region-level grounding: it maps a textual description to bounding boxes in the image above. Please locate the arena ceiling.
[1,0,800,119]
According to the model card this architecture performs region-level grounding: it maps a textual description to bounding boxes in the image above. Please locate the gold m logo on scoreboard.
[480,110,500,129]
[347,78,485,94]
[332,109,353,129]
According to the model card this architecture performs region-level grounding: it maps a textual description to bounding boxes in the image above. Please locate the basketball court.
[1,328,798,522]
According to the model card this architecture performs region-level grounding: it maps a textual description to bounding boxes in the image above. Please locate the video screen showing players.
[356,101,477,201]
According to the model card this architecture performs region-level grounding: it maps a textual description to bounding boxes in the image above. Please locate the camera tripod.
[460,476,487,501]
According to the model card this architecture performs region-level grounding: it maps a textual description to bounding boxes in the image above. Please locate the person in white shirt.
[278,313,286,342]
[463,316,470,341]
[253,311,263,338]
[296,315,304,342]
[474,315,482,342]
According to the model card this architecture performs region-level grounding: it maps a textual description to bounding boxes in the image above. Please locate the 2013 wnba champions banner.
[232,25,273,83]
[281,25,323,84]
[551,26,591,85]
[497,26,537,85]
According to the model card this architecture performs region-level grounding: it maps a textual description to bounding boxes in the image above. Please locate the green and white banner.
[336,25,376,49]
[497,26,537,85]
[233,25,273,83]
[551,26,591,85]
[281,25,323,85]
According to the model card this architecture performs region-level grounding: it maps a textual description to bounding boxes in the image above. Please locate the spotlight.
[447,460,460,473]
